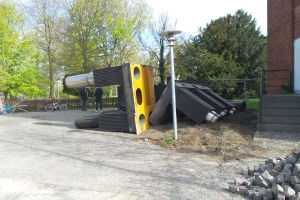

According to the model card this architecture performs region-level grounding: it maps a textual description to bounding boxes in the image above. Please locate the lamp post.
[159,30,181,140]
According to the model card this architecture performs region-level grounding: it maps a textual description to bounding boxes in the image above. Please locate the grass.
[246,99,259,109]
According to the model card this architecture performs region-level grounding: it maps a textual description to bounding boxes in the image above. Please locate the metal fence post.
[259,68,265,123]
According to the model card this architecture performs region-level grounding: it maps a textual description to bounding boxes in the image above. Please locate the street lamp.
[159,30,181,140]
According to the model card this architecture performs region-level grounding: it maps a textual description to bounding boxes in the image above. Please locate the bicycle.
[37,98,55,112]
[45,100,68,112]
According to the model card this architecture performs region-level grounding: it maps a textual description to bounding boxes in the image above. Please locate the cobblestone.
[0,111,300,199]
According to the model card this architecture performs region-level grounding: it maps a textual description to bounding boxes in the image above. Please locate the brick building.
[267,0,300,94]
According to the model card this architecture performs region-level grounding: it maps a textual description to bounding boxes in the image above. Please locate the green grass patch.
[246,99,259,109]
[158,137,177,148]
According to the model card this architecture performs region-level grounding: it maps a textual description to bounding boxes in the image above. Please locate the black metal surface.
[205,90,235,112]
[191,89,226,114]
[149,82,173,125]
[117,86,126,110]
[149,81,216,125]
[93,66,123,87]
[121,63,136,133]
[98,110,129,132]
[176,88,214,124]
[227,100,246,111]
[154,84,166,102]
[75,115,99,129]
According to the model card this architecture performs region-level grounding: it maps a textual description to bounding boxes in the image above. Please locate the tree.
[63,0,150,76]
[196,9,266,79]
[0,0,47,100]
[25,0,66,97]
[175,9,266,98]
[139,12,177,84]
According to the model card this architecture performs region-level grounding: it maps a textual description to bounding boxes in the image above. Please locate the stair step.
[262,95,300,102]
[260,109,300,117]
[261,102,300,109]
[258,116,300,125]
[257,124,300,132]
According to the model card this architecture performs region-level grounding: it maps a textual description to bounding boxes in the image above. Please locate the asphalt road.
[1,109,299,200]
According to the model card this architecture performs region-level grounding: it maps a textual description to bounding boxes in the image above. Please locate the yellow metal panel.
[130,63,156,134]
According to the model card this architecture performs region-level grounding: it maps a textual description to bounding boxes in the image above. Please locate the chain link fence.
[208,78,261,101]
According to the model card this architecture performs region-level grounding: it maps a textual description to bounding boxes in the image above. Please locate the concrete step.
[262,95,300,102]
[261,101,300,109]
[258,116,300,125]
[257,124,300,132]
[260,109,300,117]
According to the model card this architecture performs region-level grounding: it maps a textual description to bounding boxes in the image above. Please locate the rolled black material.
[98,110,129,132]
[75,115,99,129]
[93,66,123,87]
[227,100,246,111]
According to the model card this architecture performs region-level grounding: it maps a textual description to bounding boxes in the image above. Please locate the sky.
[146,0,267,36]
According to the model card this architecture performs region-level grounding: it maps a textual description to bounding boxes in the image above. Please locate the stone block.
[281,181,290,187]
[242,168,249,176]
[266,163,273,169]
[260,179,271,188]
[291,176,300,185]
[238,186,247,195]
[295,184,300,193]
[295,192,300,200]
[282,167,291,174]
[255,175,264,184]
[244,181,252,188]
[258,165,266,173]
[294,164,300,176]
[276,172,284,183]
[283,185,295,199]
[246,189,255,198]
[287,156,297,164]
[253,192,263,200]
[264,189,274,199]
[285,163,294,171]
[249,167,255,175]
[283,176,291,182]
[235,178,243,186]
[272,169,280,177]
[272,183,283,195]
[277,193,285,200]
[262,171,271,179]
[229,184,237,193]
[274,164,283,172]
[285,171,292,178]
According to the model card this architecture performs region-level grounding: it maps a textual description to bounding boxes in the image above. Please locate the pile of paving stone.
[229,149,300,200]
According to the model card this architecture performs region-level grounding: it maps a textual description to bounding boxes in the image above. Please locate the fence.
[260,69,293,95]
[4,97,119,113]
[208,78,261,101]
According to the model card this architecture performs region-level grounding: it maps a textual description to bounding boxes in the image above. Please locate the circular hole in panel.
[134,67,140,80]
[136,88,142,105]
[139,114,145,127]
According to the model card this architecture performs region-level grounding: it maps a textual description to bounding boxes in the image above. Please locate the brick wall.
[266,0,300,93]
[295,0,300,39]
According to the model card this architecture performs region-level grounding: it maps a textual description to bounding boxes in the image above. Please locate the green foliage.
[62,74,81,98]
[158,137,177,148]
[0,1,47,99]
[246,99,259,110]
[281,79,293,94]
[175,9,266,99]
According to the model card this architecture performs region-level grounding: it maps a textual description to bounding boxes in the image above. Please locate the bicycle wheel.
[45,104,54,112]
[59,104,68,111]
[37,103,44,112]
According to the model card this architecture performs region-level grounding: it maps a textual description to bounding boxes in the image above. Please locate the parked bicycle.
[45,100,68,111]
[37,98,56,112]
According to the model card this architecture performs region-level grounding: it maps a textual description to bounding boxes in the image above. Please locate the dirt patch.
[136,108,264,162]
